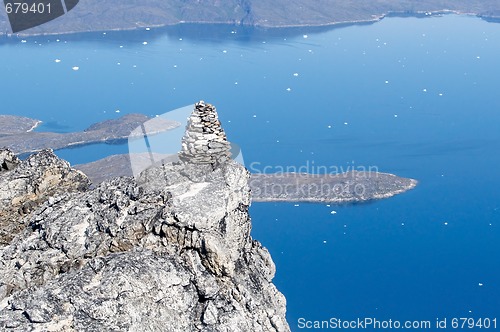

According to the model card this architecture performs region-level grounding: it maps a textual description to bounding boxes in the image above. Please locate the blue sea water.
[1,14,499,330]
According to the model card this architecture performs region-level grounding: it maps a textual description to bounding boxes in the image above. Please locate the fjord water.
[1,14,499,329]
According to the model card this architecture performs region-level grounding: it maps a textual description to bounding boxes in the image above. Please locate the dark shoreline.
[0,9,498,41]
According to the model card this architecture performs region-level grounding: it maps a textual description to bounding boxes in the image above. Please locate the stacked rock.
[178,101,232,165]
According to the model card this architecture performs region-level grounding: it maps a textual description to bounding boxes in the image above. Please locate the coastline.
[1,9,498,39]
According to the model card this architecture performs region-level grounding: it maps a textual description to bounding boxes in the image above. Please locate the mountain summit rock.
[0,102,290,331]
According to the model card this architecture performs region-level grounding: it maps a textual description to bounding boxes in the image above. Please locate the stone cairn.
[178,101,232,165]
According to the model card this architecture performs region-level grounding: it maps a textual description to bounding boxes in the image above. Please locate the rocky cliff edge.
[0,103,290,331]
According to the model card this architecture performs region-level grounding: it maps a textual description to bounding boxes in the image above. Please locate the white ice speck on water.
[294,204,300,207]
[55,59,61,63]
[479,283,483,287]
[286,88,291,91]
[21,40,27,43]
[173,65,177,68]
[422,88,427,92]
[253,115,257,118]
[327,125,332,128]
[444,222,448,225]
[385,80,389,84]
[146,27,150,31]
[326,204,330,207]
[142,41,148,45]
[179,38,183,41]
[394,114,398,118]
[222,50,227,53]
[119,45,123,48]
[439,93,443,96]
[323,241,327,244]
[344,122,348,125]
[293,73,299,77]
[72,66,79,71]
[56,39,60,42]
[401,223,405,226]
[303,34,308,38]
[117,62,121,65]
[330,211,337,215]
[115,109,120,113]
[476,56,481,59]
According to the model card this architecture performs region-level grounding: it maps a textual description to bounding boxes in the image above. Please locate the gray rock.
[0,149,90,246]
[0,153,289,331]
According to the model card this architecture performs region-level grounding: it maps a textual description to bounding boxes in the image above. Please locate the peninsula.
[0,114,179,155]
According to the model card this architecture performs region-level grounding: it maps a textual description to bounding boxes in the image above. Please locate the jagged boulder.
[0,149,90,246]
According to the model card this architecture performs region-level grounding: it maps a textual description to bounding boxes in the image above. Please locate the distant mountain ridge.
[1,0,500,36]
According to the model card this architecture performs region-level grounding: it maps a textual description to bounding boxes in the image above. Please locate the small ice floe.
[117,62,121,65]
[21,40,27,43]
[479,283,484,287]
[115,109,120,113]
[119,45,123,48]
[145,27,150,31]
[394,114,398,118]
[303,34,308,39]
[142,41,148,45]
[444,222,448,226]
[401,222,405,226]
[344,225,347,228]
[385,80,389,84]
[234,82,238,85]
[173,65,177,68]
[103,32,106,35]
[326,204,331,207]
[438,93,443,96]
[422,88,427,92]
[330,211,337,215]
[327,125,332,128]
[252,114,257,118]
[344,122,348,125]
[476,56,480,59]
[72,66,79,71]
[132,65,137,68]
[323,240,327,244]
[56,39,60,42]
[222,50,227,53]
[286,88,291,92]
[54,59,61,63]
[294,204,300,207]
[231,30,236,34]
[179,38,183,41]
[293,73,299,77]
